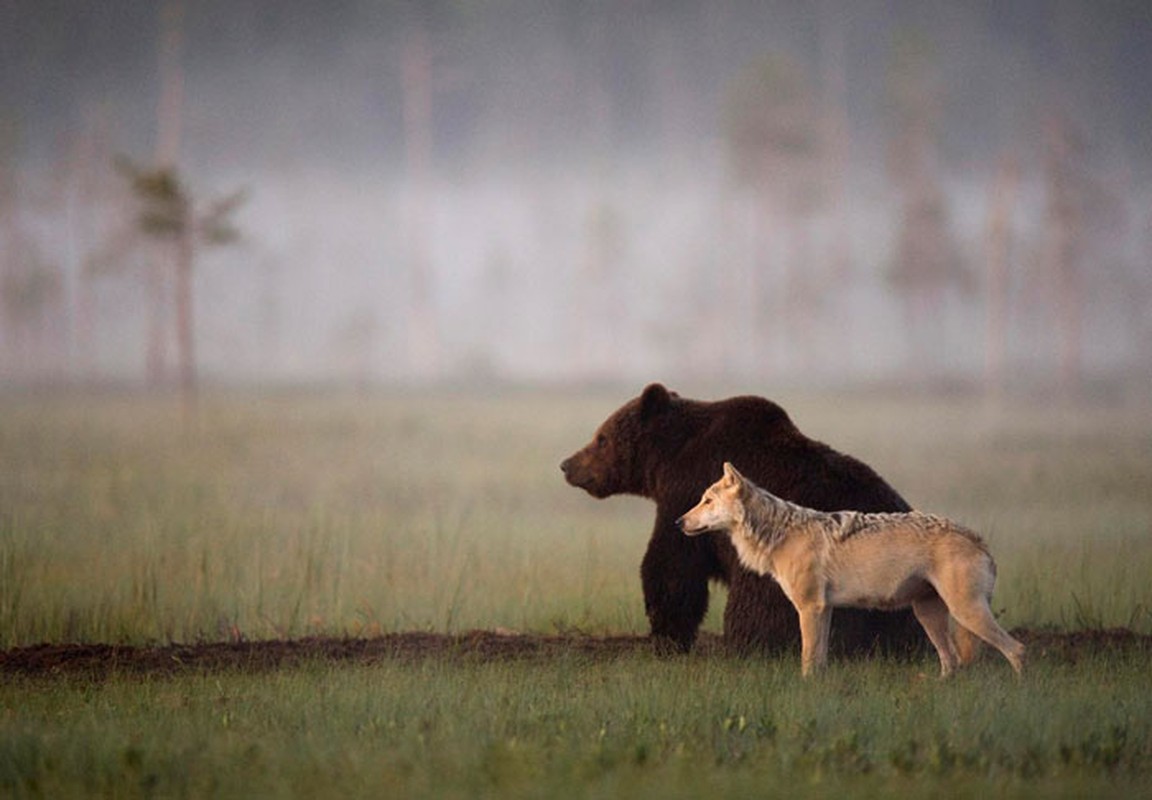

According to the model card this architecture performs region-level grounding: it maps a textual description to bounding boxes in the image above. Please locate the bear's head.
[560,383,679,498]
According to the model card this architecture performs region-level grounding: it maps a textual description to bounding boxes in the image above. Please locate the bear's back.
[669,394,910,515]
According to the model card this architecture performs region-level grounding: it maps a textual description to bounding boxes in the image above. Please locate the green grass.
[2,387,1150,646]
[3,652,1151,798]
[0,389,653,646]
[3,386,1152,797]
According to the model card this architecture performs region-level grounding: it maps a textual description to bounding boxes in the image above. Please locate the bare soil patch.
[1,628,1147,679]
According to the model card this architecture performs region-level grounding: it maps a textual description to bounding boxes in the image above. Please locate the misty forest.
[2,0,1151,392]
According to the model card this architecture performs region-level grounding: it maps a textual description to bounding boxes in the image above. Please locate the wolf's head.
[676,462,750,536]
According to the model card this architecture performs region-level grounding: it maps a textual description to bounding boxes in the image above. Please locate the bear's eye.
[703,497,712,506]
[596,434,607,447]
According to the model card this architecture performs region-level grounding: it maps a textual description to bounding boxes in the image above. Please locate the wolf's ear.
[639,383,672,421]
[724,463,753,498]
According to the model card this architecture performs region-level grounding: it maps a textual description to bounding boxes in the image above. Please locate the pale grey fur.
[743,482,989,554]
[679,463,1023,678]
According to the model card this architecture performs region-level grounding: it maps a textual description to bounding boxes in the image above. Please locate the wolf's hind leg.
[912,594,959,677]
[948,598,1025,676]
[953,623,984,665]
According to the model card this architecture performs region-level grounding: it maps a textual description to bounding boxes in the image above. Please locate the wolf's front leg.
[798,605,832,677]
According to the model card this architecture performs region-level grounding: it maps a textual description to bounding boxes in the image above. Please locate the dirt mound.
[0,631,684,678]
[1,628,1147,679]
[1012,626,1152,663]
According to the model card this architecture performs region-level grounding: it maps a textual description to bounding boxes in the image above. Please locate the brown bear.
[560,383,924,656]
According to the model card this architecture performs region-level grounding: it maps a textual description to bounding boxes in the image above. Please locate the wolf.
[677,463,1024,678]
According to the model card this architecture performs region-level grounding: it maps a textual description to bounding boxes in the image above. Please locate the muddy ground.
[2,628,1150,679]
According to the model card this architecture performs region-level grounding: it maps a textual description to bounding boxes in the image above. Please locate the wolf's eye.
[703,497,712,505]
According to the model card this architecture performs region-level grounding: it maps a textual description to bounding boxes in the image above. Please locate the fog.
[2,1,1150,391]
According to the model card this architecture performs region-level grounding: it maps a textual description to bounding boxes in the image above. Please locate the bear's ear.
[639,383,672,421]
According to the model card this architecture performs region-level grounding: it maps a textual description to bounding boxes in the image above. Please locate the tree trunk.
[983,152,1018,398]
[146,254,170,386]
[1043,112,1083,399]
[174,229,196,408]
[146,0,185,388]
[401,23,440,380]
[155,1,184,169]
[818,0,851,285]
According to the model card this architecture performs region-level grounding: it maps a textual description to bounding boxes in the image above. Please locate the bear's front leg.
[722,569,800,655]
[640,518,713,654]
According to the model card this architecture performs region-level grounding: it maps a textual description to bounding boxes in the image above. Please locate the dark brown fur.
[561,383,924,656]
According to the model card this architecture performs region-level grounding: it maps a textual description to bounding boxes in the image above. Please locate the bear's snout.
[560,452,612,497]
[560,455,585,487]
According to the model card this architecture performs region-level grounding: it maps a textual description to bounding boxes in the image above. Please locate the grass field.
[2,385,1151,797]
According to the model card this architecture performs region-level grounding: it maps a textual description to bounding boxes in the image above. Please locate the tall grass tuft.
[2,388,1150,647]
